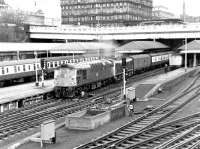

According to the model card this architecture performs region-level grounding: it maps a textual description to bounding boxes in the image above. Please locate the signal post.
[40,59,47,87]
[122,57,129,116]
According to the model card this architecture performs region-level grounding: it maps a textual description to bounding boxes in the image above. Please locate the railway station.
[1,47,200,147]
[0,37,200,149]
[2,0,200,148]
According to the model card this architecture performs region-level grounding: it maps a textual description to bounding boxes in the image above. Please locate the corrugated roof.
[178,40,200,53]
[116,41,169,53]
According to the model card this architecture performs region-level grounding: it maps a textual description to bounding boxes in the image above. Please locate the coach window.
[50,62,53,67]
[23,65,26,71]
[55,62,57,67]
[18,66,20,72]
[47,62,50,68]
[33,64,36,70]
[14,66,17,73]
[2,67,4,74]
[6,67,9,73]
[28,65,31,70]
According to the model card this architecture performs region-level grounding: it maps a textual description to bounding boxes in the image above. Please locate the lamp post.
[122,57,126,101]
[184,37,188,71]
[34,51,39,86]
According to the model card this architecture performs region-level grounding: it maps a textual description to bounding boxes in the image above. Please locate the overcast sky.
[154,0,200,17]
[4,0,200,18]
[5,0,61,18]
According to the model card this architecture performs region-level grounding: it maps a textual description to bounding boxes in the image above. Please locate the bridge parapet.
[29,23,200,35]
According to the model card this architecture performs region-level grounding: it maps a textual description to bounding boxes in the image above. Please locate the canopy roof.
[179,40,200,53]
[116,41,169,53]
[0,42,116,53]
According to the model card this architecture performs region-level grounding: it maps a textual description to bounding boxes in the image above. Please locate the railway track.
[155,124,200,149]
[108,112,200,149]
[0,68,166,141]
[75,74,200,149]
[0,96,105,140]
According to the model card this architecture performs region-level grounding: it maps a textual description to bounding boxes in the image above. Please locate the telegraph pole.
[183,0,187,71]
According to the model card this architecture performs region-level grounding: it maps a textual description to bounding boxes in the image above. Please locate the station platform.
[134,67,198,101]
[0,80,54,105]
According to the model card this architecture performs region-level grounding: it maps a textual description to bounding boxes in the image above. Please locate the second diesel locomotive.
[54,51,172,98]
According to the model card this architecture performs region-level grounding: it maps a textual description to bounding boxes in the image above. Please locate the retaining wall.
[65,103,126,130]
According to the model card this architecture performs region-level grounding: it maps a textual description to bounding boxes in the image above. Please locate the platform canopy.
[0,42,116,53]
[50,42,116,53]
[179,40,200,53]
[116,41,169,54]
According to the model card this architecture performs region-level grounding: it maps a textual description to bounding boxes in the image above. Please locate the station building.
[60,0,153,27]
[0,0,7,12]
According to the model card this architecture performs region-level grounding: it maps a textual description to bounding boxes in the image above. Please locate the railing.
[29,23,200,35]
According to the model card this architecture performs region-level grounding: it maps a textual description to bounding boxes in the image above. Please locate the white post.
[41,140,43,148]
[185,38,187,71]
[34,51,39,86]
[123,68,126,100]
[193,53,197,67]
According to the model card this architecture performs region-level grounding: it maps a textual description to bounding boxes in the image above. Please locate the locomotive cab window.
[77,70,81,75]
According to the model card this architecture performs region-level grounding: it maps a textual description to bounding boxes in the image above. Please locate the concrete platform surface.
[133,68,196,100]
[0,80,54,104]
[142,68,194,84]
